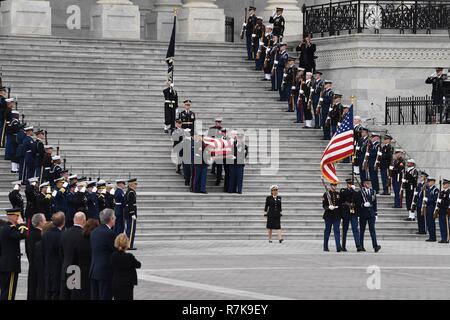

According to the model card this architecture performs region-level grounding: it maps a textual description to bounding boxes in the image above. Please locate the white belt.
[115,203,122,205]
[165,100,176,103]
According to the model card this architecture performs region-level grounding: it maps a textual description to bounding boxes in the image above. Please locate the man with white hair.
[60,212,86,300]
[25,213,45,300]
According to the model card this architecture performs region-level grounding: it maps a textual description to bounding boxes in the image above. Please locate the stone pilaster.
[0,0,52,36]
[146,0,182,40]
[177,0,226,42]
[263,0,303,42]
[90,0,141,39]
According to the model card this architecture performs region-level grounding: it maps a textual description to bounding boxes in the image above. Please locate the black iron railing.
[303,0,450,37]
[385,95,450,125]
[225,17,235,42]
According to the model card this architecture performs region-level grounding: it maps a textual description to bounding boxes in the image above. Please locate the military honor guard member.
[380,134,394,195]
[172,119,184,174]
[274,43,289,101]
[23,125,35,180]
[33,129,46,183]
[208,117,225,185]
[0,208,28,300]
[193,132,209,194]
[424,176,439,242]
[228,130,248,194]
[125,178,138,250]
[0,83,7,148]
[36,182,52,221]
[425,67,448,122]
[9,181,24,217]
[163,81,179,133]
[283,57,299,112]
[302,72,314,128]
[404,159,419,221]
[25,177,39,229]
[391,150,406,208]
[436,179,450,243]
[413,171,429,235]
[179,99,196,133]
[244,6,258,61]
[114,179,127,235]
[368,133,381,193]
[264,185,284,243]
[269,7,285,41]
[262,25,274,81]
[253,17,265,70]
[319,80,334,140]
[86,181,99,220]
[5,110,21,173]
[356,179,381,253]
[340,179,363,252]
[322,181,342,252]
[311,71,323,129]
[328,93,342,137]
[356,127,370,182]
[52,177,67,215]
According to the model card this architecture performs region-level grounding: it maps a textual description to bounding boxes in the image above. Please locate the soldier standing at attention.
[208,117,225,185]
[312,71,323,129]
[269,7,285,42]
[179,99,196,133]
[340,179,363,252]
[283,57,298,112]
[253,17,265,71]
[125,178,138,250]
[275,43,289,101]
[36,182,52,221]
[319,80,334,140]
[114,179,127,235]
[356,179,381,253]
[368,133,381,194]
[33,130,45,183]
[86,181,99,220]
[25,177,39,229]
[96,180,107,213]
[380,134,394,195]
[328,93,342,137]
[244,6,258,61]
[163,81,178,134]
[436,179,450,243]
[424,177,439,242]
[403,159,419,221]
[322,181,342,252]
[391,150,406,208]
[356,127,370,182]
[414,171,428,235]
[264,185,283,243]
[0,208,28,300]
[23,126,35,181]
[302,71,313,128]
[262,25,274,81]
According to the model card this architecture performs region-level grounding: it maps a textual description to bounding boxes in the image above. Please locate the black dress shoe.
[374,245,381,253]
[438,240,449,244]
[185,181,190,186]
[341,247,347,252]
[128,248,137,251]
[416,231,427,235]
[404,218,414,221]
[357,247,365,252]
[279,239,284,243]
[426,239,437,242]
[323,248,330,252]
[269,240,273,243]
[201,191,208,194]
[337,248,342,252]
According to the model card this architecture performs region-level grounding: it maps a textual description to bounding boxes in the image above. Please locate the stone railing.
[302,0,450,37]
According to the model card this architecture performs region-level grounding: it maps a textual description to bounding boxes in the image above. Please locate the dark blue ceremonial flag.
[166,14,176,84]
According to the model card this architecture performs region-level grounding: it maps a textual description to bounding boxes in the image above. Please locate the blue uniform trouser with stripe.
[126,217,137,249]
[342,216,361,249]
[426,207,436,240]
[114,211,124,235]
[323,218,341,250]
[359,215,378,249]
[392,174,401,207]
[246,35,253,60]
[438,211,448,241]
[368,161,380,193]
[416,205,426,234]
[380,167,389,193]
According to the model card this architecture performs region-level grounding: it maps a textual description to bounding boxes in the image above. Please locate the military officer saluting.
[33,130,46,183]
[179,99,196,133]
[86,181,99,220]
[425,67,447,121]
[163,81,178,134]
[356,179,381,253]
[0,208,28,300]
[322,181,342,252]
[23,126,35,181]
[269,7,285,41]
[125,178,138,250]
[9,181,24,218]
[436,179,450,243]
[52,177,67,214]
[340,179,363,252]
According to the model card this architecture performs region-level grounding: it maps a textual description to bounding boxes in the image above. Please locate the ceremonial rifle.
[21,114,25,125]
[63,157,66,171]
[433,178,443,219]
[297,77,305,116]
[240,7,247,40]
[362,139,371,171]
[399,164,406,208]
[420,177,428,217]
[374,143,382,170]
[306,76,315,111]
[57,140,60,156]
[315,83,325,117]
[320,178,335,210]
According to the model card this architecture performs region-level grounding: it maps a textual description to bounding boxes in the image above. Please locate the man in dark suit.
[0,208,28,300]
[296,34,316,73]
[59,212,86,300]
[25,213,45,300]
[42,211,65,300]
[90,208,116,300]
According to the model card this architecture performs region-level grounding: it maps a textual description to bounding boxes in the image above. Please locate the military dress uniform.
[380,140,394,194]
[52,180,67,215]
[391,155,406,208]
[262,33,274,80]
[124,179,137,250]
[228,139,248,194]
[36,183,52,221]
[269,12,285,40]
[179,108,196,133]
[368,138,380,193]
[356,133,369,182]
[340,181,362,251]
[311,76,323,129]
[320,85,334,140]
[436,181,450,243]
[114,183,126,235]
[0,209,28,300]
[86,182,99,220]
[65,184,77,229]
[253,19,265,70]
[24,179,39,229]
[423,179,439,242]
[274,47,288,100]
[245,10,258,60]
[9,187,24,218]
[33,136,45,183]
[16,126,27,181]
[23,131,35,180]
[322,187,342,252]
[328,101,341,137]
[5,112,21,172]
[356,184,381,252]
[301,77,313,126]
[283,61,298,112]
[414,175,428,234]
[425,70,447,122]
[264,195,282,230]
[163,86,178,133]
[193,138,208,194]
[404,164,419,215]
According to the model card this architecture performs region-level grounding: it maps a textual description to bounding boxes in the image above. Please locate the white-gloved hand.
[52,190,57,197]
[329,205,335,210]
[389,166,394,170]
[377,151,382,156]
[300,90,304,94]
[402,179,407,183]
[319,98,324,102]
[364,202,371,208]
[423,197,428,202]
[243,23,247,27]
[252,34,256,38]
[132,215,137,221]
[110,188,115,195]
[63,182,68,188]
[291,86,296,90]
[351,185,356,190]
[92,187,97,193]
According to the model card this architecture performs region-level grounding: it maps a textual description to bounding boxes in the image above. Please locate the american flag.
[203,137,233,159]
[320,105,354,183]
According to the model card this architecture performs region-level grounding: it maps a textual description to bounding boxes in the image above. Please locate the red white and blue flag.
[203,137,233,159]
[320,105,354,183]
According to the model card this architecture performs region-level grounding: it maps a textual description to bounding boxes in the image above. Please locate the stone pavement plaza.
[14,240,450,300]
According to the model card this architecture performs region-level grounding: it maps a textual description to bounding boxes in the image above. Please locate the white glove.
[300,90,304,94]
[437,198,442,204]
[47,186,51,194]
[63,182,68,188]
[377,151,382,156]
[132,215,137,221]
[364,202,371,208]
[101,189,107,194]
[80,186,86,193]
[402,179,407,183]
[389,166,394,170]
[252,34,256,38]
[52,190,57,197]
[13,184,19,191]
[351,185,356,190]
[259,41,264,46]
[423,197,428,202]
[92,187,97,193]
[110,188,115,195]
[243,23,247,27]
[291,86,296,90]
[283,73,287,77]
[274,60,279,65]
[329,205,335,210]
[319,98,324,102]
[413,191,418,196]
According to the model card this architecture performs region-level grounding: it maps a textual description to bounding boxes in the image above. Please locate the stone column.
[146,0,182,40]
[90,0,141,39]
[177,0,225,42]
[263,0,303,43]
[0,0,51,36]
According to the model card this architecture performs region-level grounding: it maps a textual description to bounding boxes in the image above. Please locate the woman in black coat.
[111,234,141,300]
[264,185,284,243]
